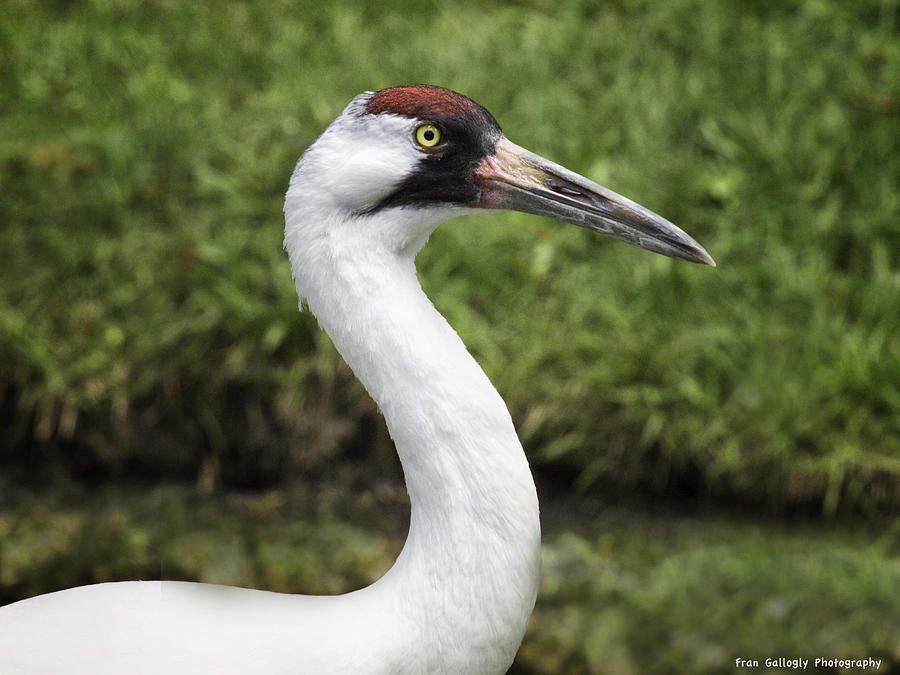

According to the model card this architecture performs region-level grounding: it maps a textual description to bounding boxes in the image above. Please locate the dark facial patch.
[363,85,503,212]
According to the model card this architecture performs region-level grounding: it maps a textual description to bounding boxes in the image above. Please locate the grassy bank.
[1,487,897,673]
[2,0,898,517]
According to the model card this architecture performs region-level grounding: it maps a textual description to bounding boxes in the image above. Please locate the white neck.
[0,108,543,675]
[284,202,541,673]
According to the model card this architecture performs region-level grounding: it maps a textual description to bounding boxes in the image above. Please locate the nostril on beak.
[549,183,592,205]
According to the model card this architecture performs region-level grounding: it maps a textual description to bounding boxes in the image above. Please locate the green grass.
[2,0,897,517]
[2,0,899,510]
[529,517,900,673]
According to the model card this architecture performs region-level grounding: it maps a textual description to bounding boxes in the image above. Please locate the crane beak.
[474,137,715,266]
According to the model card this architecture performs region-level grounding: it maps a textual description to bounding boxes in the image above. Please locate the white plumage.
[0,86,712,674]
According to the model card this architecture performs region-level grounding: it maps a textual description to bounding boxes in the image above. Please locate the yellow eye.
[414,124,441,148]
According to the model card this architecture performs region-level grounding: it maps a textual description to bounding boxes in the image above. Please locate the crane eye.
[414,124,441,148]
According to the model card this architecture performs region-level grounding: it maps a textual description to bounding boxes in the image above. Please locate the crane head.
[286,85,714,267]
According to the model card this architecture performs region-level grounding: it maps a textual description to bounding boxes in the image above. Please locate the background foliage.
[1,0,898,672]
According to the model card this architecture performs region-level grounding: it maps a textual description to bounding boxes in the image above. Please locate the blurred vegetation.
[1,486,897,673]
[2,0,898,514]
[1,0,899,671]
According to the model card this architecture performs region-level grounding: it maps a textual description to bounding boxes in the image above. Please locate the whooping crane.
[0,85,714,675]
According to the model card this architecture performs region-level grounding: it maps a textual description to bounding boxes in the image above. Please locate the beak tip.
[700,251,717,268]
[681,237,716,267]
